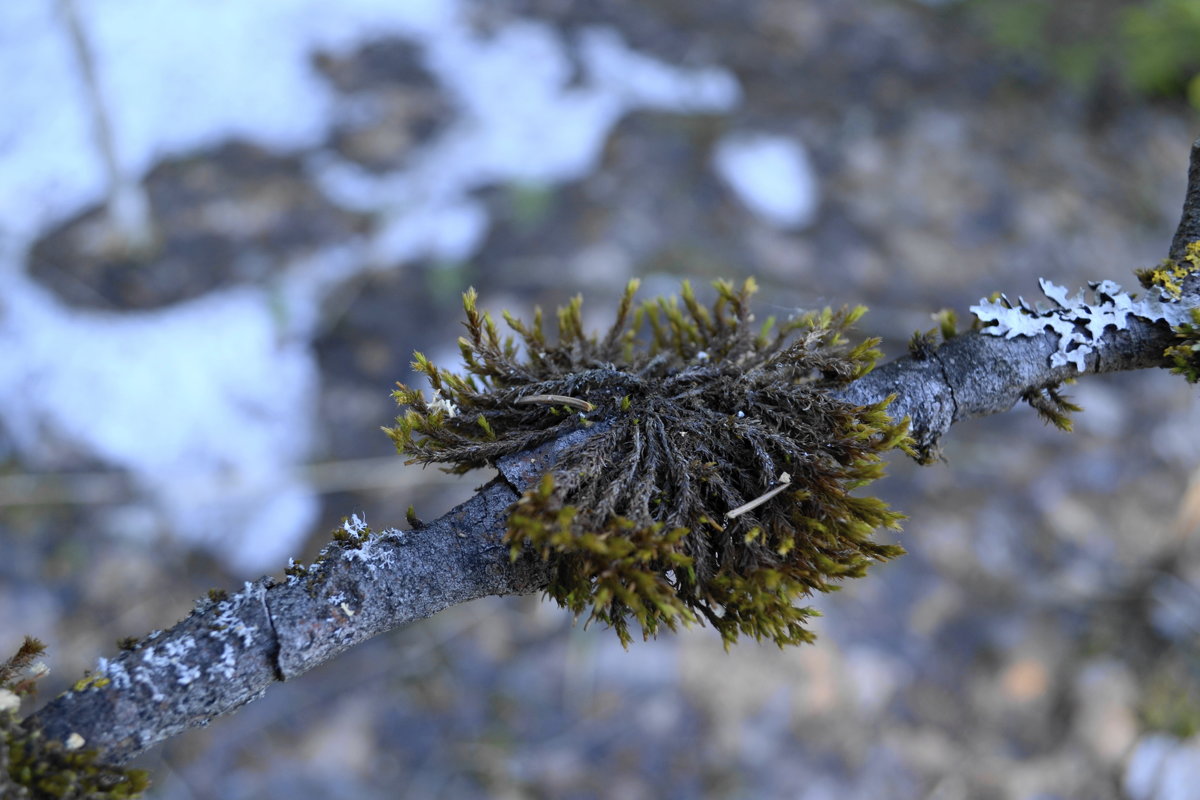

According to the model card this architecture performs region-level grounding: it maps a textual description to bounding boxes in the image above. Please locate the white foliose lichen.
[341,536,396,574]
[213,598,260,649]
[140,637,201,687]
[206,642,238,681]
[342,514,369,537]
[971,279,1193,371]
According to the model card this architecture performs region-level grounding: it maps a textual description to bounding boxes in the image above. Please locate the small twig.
[725,472,792,519]
[516,394,595,412]
[58,0,155,254]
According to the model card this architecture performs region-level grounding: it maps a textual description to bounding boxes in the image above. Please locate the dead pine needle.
[726,472,792,520]
[516,394,596,412]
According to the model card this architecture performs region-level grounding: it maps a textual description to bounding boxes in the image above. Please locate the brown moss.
[387,279,911,647]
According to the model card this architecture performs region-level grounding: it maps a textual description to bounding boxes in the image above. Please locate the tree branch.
[23,137,1200,766]
[1170,136,1200,266]
[837,312,1175,458]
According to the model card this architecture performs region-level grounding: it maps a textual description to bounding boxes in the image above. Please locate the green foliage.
[964,0,1200,108]
[388,279,911,648]
[1123,0,1200,103]
[1,638,150,799]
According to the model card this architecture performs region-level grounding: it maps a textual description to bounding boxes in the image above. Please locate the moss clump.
[1,637,150,799]
[907,308,960,361]
[387,279,911,647]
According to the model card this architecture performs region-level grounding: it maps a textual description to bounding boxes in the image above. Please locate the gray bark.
[24,137,1200,765]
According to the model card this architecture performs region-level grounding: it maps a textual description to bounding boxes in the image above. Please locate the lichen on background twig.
[388,279,912,647]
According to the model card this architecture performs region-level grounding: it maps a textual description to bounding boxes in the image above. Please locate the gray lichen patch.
[971,278,1194,371]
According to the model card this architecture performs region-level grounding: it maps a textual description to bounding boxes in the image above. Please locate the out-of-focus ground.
[4,1,1200,798]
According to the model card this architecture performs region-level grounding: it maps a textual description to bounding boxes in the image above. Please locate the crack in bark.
[259,588,285,684]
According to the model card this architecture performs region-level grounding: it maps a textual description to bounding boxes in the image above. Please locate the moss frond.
[1022,381,1083,431]
[388,280,911,648]
[908,309,960,360]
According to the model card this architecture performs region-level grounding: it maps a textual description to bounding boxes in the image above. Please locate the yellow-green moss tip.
[388,279,910,648]
[1138,240,1200,301]
[1020,380,1082,432]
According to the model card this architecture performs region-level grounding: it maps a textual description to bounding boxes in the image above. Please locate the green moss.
[3,726,151,799]
[1122,0,1200,105]
[405,505,424,529]
[909,309,964,361]
[388,279,912,648]
[1022,381,1083,431]
[328,516,372,549]
[2,638,150,798]
[964,0,1200,107]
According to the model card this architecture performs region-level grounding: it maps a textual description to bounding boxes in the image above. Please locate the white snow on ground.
[712,132,819,229]
[0,0,742,570]
[0,278,319,572]
[1125,734,1200,800]
[313,22,740,265]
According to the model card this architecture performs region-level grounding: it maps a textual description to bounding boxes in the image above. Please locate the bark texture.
[22,138,1200,766]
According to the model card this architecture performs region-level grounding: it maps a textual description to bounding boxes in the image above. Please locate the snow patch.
[0,0,459,248]
[0,276,317,572]
[712,133,819,228]
[1126,734,1200,800]
[314,21,739,265]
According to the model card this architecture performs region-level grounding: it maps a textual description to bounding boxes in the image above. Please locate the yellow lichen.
[1137,240,1200,300]
[71,674,110,693]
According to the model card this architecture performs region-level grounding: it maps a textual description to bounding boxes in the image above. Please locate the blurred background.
[3,1,1200,797]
